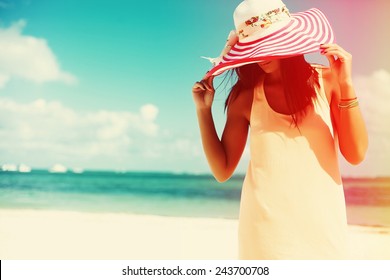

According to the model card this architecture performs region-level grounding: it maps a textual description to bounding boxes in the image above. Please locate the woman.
[192,0,368,259]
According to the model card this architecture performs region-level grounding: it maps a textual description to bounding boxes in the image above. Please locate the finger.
[321,48,346,55]
[192,81,201,88]
[323,53,336,66]
[193,81,206,91]
[321,45,346,56]
[205,75,215,86]
[322,49,350,62]
[202,71,216,83]
[320,43,342,50]
[320,46,335,61]
[201,77,215,92]
[320,44,349,56]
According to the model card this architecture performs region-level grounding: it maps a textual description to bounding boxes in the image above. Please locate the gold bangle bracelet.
[338,99,359,109]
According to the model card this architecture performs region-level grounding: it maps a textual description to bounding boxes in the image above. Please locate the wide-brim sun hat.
[203,0,335,78]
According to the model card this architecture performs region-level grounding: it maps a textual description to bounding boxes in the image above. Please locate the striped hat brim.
[205,8,334,78]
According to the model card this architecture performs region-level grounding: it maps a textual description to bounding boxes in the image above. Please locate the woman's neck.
[264,69,282,85]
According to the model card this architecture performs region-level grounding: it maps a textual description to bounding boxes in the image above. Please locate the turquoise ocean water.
[1,171,389,227]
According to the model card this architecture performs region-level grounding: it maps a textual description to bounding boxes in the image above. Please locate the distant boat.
[18,164,32,173]
[72,167,84,174]
[1,163,18,172]
[49,164,68,173]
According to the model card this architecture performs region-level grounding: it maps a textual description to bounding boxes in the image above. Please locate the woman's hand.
[192,76,215,110]
[320,44,353,85]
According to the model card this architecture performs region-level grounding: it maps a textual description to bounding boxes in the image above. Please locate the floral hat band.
[202,0,335,78]
[236,5,291,40]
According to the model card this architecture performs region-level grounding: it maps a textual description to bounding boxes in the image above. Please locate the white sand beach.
[1,209,389,260]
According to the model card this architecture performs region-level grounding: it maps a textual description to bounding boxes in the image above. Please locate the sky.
[0,0,389,177]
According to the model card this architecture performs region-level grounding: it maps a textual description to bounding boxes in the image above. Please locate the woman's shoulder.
[310,64,335,103]
[226,87,253,122]
[310,63,328,76]
[310,64,334,81]
[311,64,337,88]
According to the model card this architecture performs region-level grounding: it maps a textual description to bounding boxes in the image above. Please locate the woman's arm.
[321,44,368,165]
[192,78,249,182]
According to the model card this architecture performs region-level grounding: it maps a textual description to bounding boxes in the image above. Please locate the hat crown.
[233,0,291,42]
[234,0,285,26]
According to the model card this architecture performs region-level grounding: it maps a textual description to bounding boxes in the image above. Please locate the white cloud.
[340,69,390,177]
[0,98,203,171]
[0,20,76,88]
[0,73,10,89]
[140,104,159,121]
[139,104,159,136]
[0,98,157,165]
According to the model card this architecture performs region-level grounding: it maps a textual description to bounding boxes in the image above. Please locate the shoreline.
[1,208,389,260]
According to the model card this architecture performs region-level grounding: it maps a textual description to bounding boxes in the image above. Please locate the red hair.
[224,55,319,127]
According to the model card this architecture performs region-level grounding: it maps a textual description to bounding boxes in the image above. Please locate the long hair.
[224,55,319,127]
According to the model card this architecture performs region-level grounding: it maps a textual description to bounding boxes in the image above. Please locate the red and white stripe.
[205,8,334,77]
